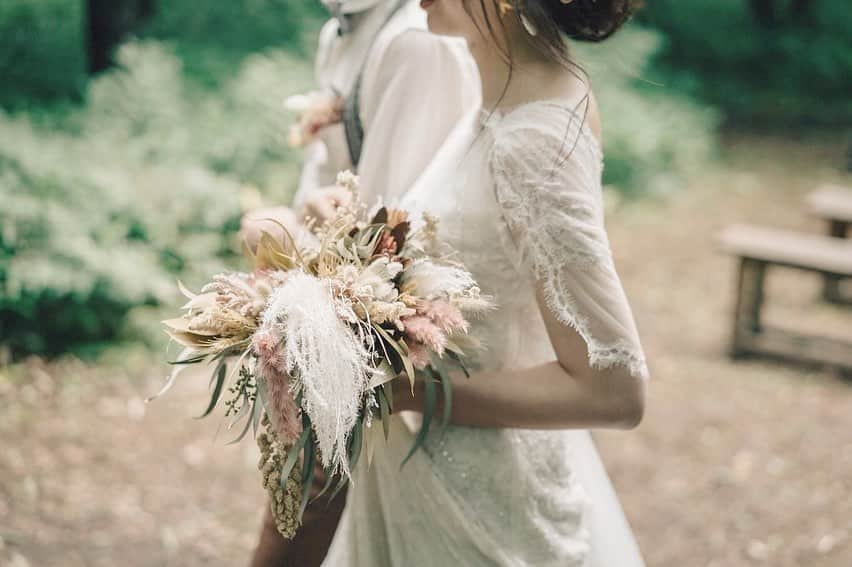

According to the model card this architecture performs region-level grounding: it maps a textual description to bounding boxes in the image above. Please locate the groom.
[241,0,477,245]
[245,1,477,565]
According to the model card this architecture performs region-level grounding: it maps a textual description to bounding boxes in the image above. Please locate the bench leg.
[822,220,849,303]
[731,258,767,357]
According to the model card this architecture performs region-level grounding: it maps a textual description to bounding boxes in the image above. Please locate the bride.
[323,0,648,565]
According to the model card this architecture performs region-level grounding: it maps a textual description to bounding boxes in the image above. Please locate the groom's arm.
[356,30,478,201]
[249,462,347,567]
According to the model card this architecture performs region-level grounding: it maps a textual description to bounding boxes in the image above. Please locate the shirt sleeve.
[490,111,648,380]
[292,19,344,208]
[357,30,478,204]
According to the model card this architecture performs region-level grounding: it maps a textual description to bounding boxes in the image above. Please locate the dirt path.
[2,134,851,567]
[597,132,852,567]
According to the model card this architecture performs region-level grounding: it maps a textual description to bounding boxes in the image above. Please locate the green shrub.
[0,0,87,105]
[578,28,720,196]
[638,0,852,127]
[0,41,313,357]
[144,0,324,53]
[0,0,325,106]
[142,0,325,88]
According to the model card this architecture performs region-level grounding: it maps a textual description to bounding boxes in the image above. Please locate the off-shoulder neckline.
[478,98,603,158]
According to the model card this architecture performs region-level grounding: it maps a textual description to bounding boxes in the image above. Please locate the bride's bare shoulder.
[552,73,603,145]
[587,91,603,146]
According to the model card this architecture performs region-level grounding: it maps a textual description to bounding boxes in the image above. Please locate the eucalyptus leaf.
[443,339,465,356]
[435,366,453,430]
[147,348,198,402]
[367,366,397,389]
[382,382,394,413]
[311,464,338,504]
[348,418,363,474]
[301,432,316,486]
[328,472,349,503]
[400,372,436,469]
[227,396,256,445]
[224,348,251,392]
[447,351,470,378]
[298,434,317,521]
[256,376,272,416]
[198,360,227,418]
[365,421,378,469]
[251,390,264,438]
[167,351,208,365]
[374,324,415,391]
[378,387,390,441]
[279,426,310,491]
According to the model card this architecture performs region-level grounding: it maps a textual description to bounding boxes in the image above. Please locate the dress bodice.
[402,101,647,378]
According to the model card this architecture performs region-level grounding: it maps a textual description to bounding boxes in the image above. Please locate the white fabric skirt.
[323,416,645,567]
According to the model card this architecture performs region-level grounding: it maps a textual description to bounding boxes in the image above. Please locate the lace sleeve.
[489,109,648,380]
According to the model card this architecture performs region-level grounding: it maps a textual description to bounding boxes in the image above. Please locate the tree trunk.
[750,0,776,27]
[85,0,156,74]
[791,0,816,23]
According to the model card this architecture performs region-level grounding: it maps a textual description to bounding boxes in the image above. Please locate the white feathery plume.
[402,258,476,299]
[260,271,374,477]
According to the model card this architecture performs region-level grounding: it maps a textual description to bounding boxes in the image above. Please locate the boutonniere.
[284,90,344,148]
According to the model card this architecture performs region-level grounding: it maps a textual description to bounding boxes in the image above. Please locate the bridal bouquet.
[151,172,492,538]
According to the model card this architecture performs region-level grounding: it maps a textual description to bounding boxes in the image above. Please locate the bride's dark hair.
[542,0,638,42]
[466,0,639,67]
[466,0,639,162]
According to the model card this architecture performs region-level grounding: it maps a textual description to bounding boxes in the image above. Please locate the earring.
[498,0,513,16]
[520,13,538,36]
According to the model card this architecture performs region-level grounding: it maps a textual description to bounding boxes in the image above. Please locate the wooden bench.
[806,185,852,303]
[718,224,852,371]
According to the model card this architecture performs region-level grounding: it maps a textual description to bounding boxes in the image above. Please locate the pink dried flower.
[402,315,447,355]
[420,299,468,334]
[252,329,301,445]
[253,329,286,373]
[407,341,431,370]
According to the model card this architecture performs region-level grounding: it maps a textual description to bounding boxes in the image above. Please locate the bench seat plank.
[718,224,852,276]
[806,185,852,224]
[737,327,852,370]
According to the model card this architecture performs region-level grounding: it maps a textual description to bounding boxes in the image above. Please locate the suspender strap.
[342,72,366,168]
[342,0,409,168]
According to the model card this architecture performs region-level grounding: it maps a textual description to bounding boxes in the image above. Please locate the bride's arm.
[393,285,646,431]
[393,107,648,431]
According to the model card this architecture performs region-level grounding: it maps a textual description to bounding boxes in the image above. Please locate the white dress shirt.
[293,0,479,207]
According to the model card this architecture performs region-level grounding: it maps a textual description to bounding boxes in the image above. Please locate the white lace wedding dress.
[323,100,649,566]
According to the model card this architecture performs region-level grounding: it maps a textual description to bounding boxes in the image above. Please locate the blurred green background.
[0,0,849,358]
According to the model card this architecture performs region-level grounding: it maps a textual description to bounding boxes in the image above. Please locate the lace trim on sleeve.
[488,106,648,379]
